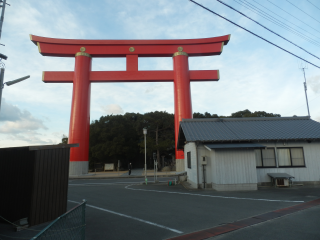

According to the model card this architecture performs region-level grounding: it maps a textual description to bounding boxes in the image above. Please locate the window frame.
[187,151,191,169]
[255,148,277,168]
[277,147,306,168]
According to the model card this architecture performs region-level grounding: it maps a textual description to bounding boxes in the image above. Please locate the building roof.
[177,116,320,149]
[204,143,266,150]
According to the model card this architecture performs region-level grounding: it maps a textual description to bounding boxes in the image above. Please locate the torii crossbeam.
[30,34,230,175]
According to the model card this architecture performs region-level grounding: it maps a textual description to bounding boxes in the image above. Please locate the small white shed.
[177,117,320,191]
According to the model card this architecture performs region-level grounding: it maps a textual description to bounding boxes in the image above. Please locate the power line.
[285,0,320,25]
[284,94,319,116]
[266,0,320,36]
[188,0,320,69]
[252,0,320,40]
[306,0,320,12]
[234,0,320,47]
[217,0,320,61]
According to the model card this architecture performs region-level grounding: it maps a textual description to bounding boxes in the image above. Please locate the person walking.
[128,163,132,175]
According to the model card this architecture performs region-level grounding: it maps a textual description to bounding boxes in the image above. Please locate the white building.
[177,117,320,191]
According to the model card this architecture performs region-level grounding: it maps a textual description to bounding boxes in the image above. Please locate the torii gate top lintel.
[30,34,230,57]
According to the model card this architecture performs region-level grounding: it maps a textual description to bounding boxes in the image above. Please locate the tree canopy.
[230,109,281,118]
[61,109,281,169]
[88,111,174,169]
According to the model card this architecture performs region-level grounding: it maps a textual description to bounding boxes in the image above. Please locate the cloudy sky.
[0,0,320,148]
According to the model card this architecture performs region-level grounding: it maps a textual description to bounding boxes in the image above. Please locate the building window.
[255,148,276,168]
[277,148,305,167]
[187,152,191,169]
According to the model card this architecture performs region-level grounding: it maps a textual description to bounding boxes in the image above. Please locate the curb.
[181,181,193,190]
[69,174,179,180]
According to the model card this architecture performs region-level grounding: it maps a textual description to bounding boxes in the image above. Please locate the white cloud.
[101,104,124,115]
[0,132,57,148]
[0,120,45,134]
[308,75,320,94]
[145,84,164,94]
[0,99,47,133]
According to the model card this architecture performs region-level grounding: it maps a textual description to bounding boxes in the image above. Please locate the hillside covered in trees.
[61,109,281,170]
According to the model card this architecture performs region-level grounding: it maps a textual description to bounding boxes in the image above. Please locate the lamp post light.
[143,127,147,184]
[0,67,30,112]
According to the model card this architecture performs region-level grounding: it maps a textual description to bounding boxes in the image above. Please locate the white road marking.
[69,181,169,186]
[68,200,183,234]
[125,185,304,203]
[69,182,139,186]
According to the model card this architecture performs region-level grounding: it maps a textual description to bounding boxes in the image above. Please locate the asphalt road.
[66,179,320,240]
[210,204,320,240]
[1,178,319,240]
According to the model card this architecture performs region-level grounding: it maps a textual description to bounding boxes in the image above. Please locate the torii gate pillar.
[30,34,230,175]
[173,52,192,162]
[69,53,92,174]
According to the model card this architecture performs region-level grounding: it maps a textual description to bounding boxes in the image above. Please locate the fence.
[31,200,86,240]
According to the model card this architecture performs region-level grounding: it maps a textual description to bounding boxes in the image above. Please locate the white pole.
[156,161,158,182]
[154,160,155,183]
[144,133,147,184]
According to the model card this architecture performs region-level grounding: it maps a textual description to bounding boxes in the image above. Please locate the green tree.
[250,111,281,117]
[193,112,219,118]
[89,114,140,169]
[59,134,68,144]
[230,109,281,118]
[138,111,174,168]
[230,109,252,118]
[193,112,206,118]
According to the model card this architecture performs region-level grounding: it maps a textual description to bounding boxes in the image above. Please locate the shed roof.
[177,116,320,149]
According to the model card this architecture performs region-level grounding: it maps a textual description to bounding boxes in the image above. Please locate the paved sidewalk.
[69,169,185,179]
[121,168,144,176]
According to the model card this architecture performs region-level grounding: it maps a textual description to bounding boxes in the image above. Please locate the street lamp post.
[0,67,30,112]
[143,127,147,184]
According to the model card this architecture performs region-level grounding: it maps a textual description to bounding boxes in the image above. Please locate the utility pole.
[0,67,4,111]
[0,0,7,111]
[0,0,30,112]
[300,65,311,117]
[0,0,8,42]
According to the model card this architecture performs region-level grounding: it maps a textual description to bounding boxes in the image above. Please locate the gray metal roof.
[267,173,294,179]
[204,143,266,149]
[178,116,320,148]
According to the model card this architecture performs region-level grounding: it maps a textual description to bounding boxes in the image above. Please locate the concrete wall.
[69,161,88,176]
[184,142,198,188]
[176,159,185,172]
[256,141,320,184]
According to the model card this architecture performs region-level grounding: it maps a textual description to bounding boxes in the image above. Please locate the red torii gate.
[30,34,230,175]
